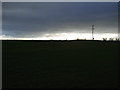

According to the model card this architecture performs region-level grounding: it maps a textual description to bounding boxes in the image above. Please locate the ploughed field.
[2,40,120,88]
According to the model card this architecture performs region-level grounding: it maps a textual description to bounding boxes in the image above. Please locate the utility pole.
[92,25,95,40]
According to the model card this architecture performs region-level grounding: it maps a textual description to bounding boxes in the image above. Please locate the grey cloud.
[2,2,118,38]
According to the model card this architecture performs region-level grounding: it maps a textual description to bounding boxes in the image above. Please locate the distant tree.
[76,38,80,40]
[115,38,120,41]
[109,38,114,41]
[103,38,107,41]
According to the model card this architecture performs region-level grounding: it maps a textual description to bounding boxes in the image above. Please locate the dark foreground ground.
[2,40,120,88]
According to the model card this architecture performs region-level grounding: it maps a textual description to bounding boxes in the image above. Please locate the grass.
[2,40,120,88]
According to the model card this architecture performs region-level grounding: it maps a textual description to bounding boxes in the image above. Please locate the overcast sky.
[2,2,118,38]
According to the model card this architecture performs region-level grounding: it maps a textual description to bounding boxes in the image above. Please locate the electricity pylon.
[92,25,95,40]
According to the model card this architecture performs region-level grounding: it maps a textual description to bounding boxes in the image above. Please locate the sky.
[2,2,118,40]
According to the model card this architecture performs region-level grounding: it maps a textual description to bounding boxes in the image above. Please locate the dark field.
[2,40,120,88]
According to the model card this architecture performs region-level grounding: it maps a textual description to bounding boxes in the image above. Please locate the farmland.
[2,40,120,88]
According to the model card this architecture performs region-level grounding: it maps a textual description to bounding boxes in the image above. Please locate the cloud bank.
[2,2,118,39]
